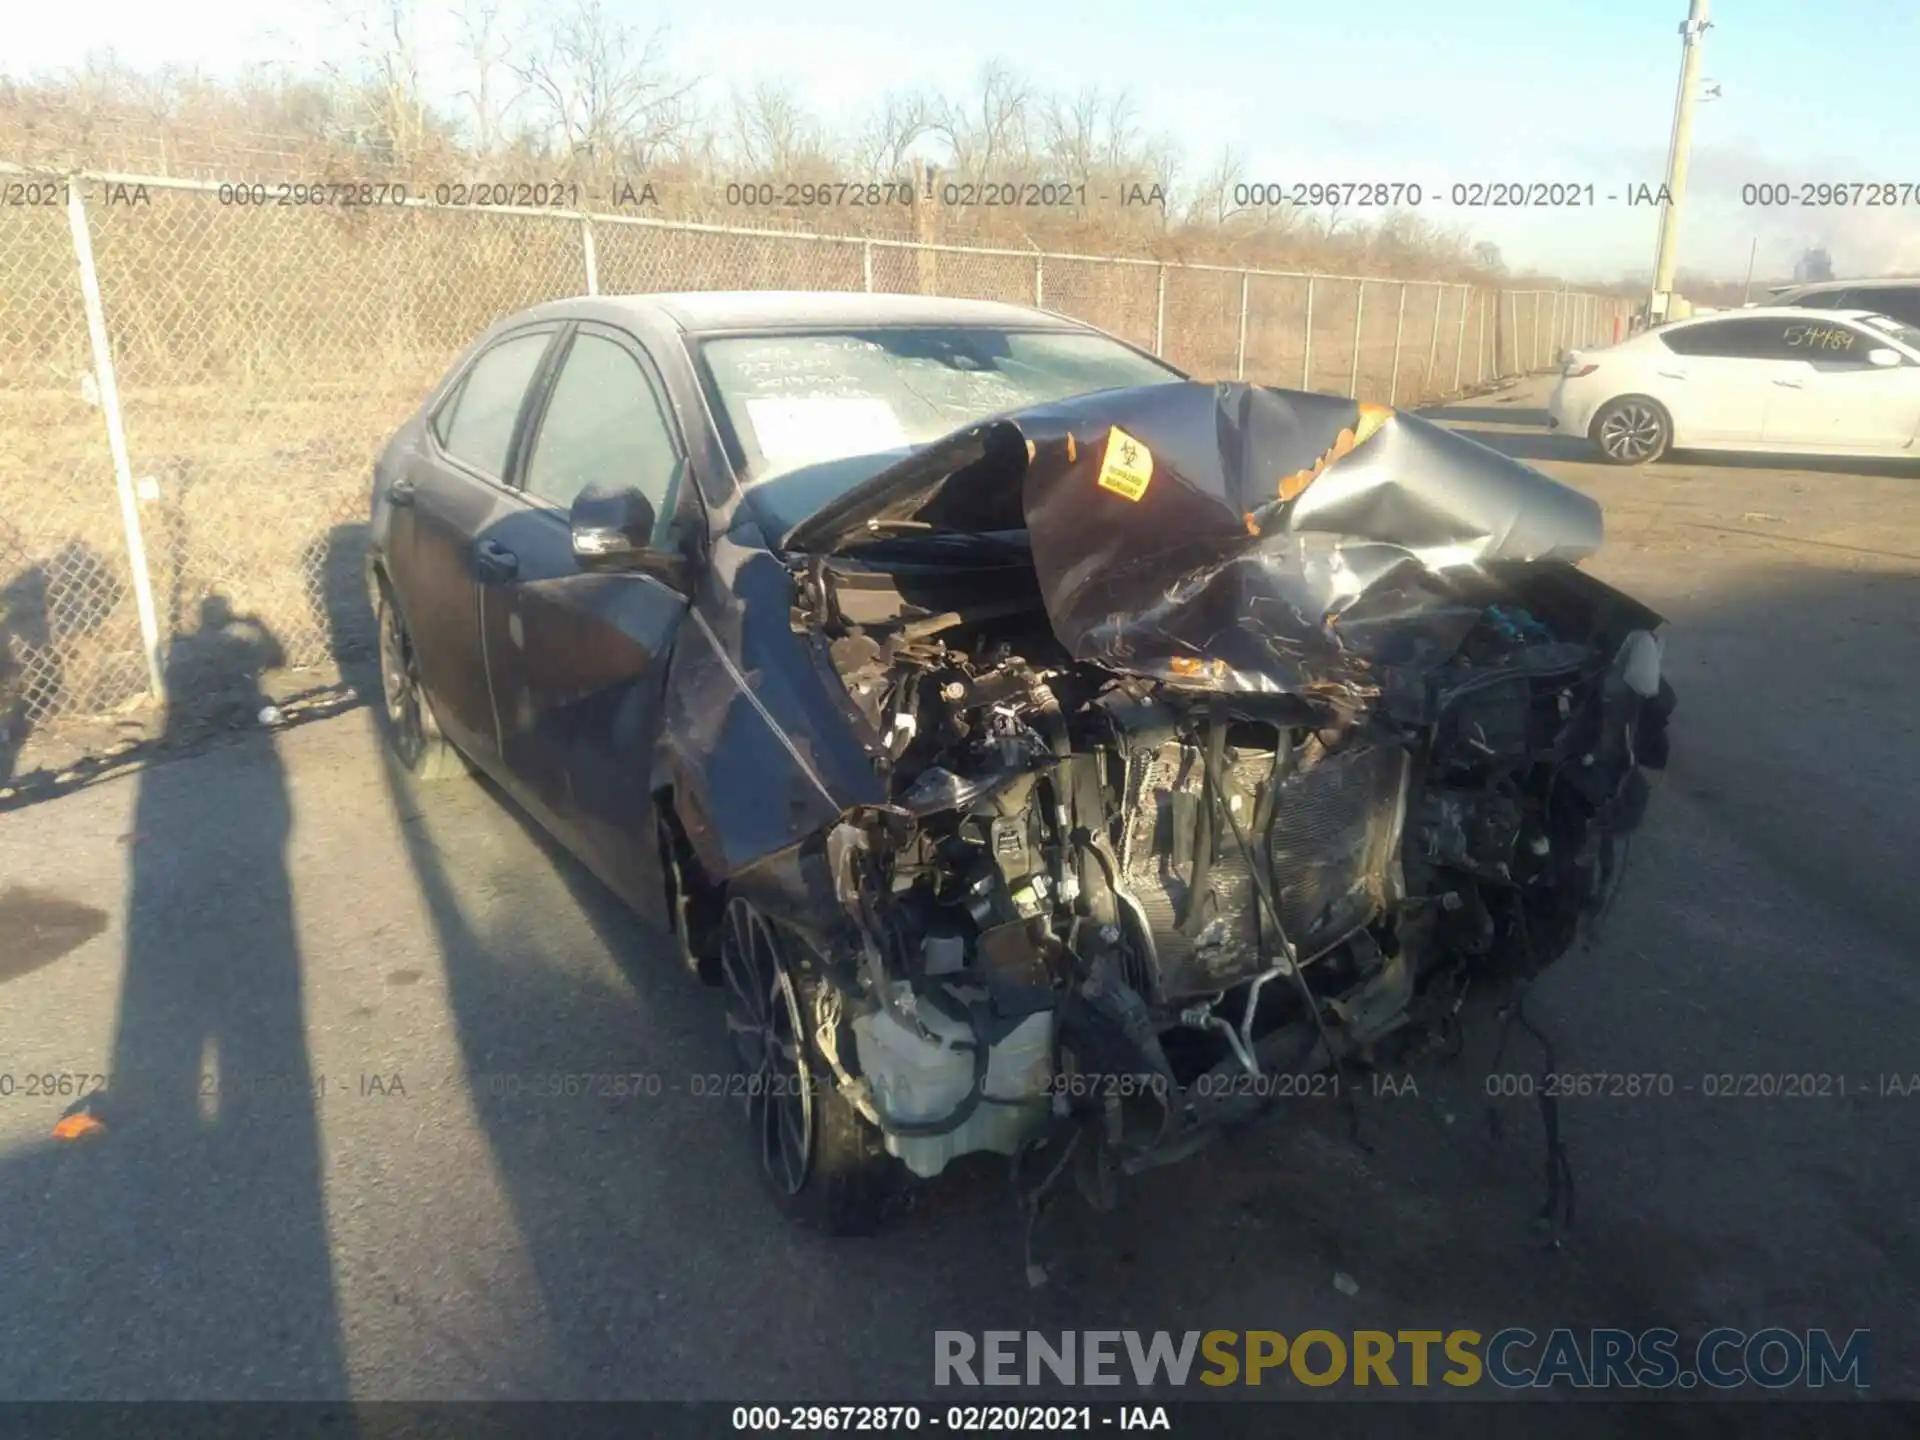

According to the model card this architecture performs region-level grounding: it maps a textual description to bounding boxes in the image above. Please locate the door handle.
[1772,378,1804,389]
[475,539,519,580]
[387,476,417,506]
[1657,370,1687,380]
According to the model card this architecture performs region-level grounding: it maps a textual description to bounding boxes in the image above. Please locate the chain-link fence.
[1,167,1633,766]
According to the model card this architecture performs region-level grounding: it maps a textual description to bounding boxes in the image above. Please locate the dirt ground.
[1,376,1917,1426]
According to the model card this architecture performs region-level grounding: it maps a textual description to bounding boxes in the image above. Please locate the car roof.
[528,290,1092,335]
[1666,305,1885,326]
[1770,278,1920,295]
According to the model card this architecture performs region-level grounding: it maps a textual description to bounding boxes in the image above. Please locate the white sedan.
[1546,307,1920,464]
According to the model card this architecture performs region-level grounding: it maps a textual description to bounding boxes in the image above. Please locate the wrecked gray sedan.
[367,294,1674,1238]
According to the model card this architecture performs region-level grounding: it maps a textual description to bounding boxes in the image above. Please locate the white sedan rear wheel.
[1592,396,1671,465]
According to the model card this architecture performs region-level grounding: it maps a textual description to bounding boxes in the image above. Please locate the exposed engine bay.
[768,383,1675,1225]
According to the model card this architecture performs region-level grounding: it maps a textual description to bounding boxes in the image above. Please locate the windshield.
[1858,313,1920,351]
[696,326,1183,538]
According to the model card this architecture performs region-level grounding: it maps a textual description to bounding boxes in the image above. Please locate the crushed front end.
[778,382,1674,1214]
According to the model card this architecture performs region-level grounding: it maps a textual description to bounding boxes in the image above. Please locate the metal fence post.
[1506,291,1519,376]
[1387,282,1407,405]
[1423,283,1443,399]
[1348,280,1366,398]
[863,240,874,293]
[1235,271,1250,380]
[1531,291,1543,371]
[67,181,165,702]
[580,217,599,295]
[1153,265,1167,356]
[1452,284,1469,393]
[1480,292,1491,383]
[1035,254,1045,309]
[1300,276,1314,390]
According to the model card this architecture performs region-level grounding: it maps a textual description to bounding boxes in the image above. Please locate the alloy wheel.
[1598,401,1665,462]
[379,596,428,767]
[719,896,815,1199]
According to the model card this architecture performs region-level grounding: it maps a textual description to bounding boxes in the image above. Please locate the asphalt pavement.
[2,377,1917,1423]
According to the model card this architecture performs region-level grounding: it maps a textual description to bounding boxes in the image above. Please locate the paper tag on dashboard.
[1096,426,1154,501]
[744,397,909,468]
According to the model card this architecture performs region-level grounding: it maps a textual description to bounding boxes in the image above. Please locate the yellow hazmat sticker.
[1096,426,1154,501]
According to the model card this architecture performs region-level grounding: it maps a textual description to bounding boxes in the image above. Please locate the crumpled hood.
[785,381,1615,697]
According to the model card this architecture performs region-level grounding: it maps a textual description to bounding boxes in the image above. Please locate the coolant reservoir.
[852,991,1054,1178]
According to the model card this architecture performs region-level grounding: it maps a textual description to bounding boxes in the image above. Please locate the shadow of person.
[7,594,353,1397]
[0,562,52,786]
[307,521,377,709]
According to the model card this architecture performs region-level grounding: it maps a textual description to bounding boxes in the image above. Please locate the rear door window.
[436,330,555,479]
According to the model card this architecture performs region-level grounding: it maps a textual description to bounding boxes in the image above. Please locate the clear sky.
[10,0,1918,281]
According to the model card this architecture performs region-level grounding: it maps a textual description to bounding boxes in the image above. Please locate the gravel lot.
[2,377,1917,1425]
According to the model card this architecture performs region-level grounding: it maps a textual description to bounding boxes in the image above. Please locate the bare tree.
[847,89,933,180]
[1040,85,1102,180]
[1038,85,1167,193]
[726,78,829,175]
[1183,143,1246,227]
[322,0,435,163]
[511,1,698,174]
[928,62,1034,177]
[452,0,524,158]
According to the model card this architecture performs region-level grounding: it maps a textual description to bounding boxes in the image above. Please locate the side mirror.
[570,484,655,562]
[1867,347,1903,368]
[570,482,693,590]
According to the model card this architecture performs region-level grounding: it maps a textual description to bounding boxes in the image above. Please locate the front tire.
[376,580,469,782]
[718,895,895,1235]
[1592,395,1671,465]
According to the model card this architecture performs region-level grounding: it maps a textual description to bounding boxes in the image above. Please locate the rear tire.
[718,894,896,1236]
[376,580,469,782]
[1591,396,1671,465]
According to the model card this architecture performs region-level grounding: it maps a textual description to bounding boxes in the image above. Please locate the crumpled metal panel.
[786,381,1610,700]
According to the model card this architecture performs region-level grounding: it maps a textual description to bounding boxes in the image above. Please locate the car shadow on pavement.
[1415,404,1552,428]
[1445,427,1600,465]
[322,537,1920,1414]
[0,597,353,1403]
[361,683,1068,1397]
[1449,423,1920,479]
